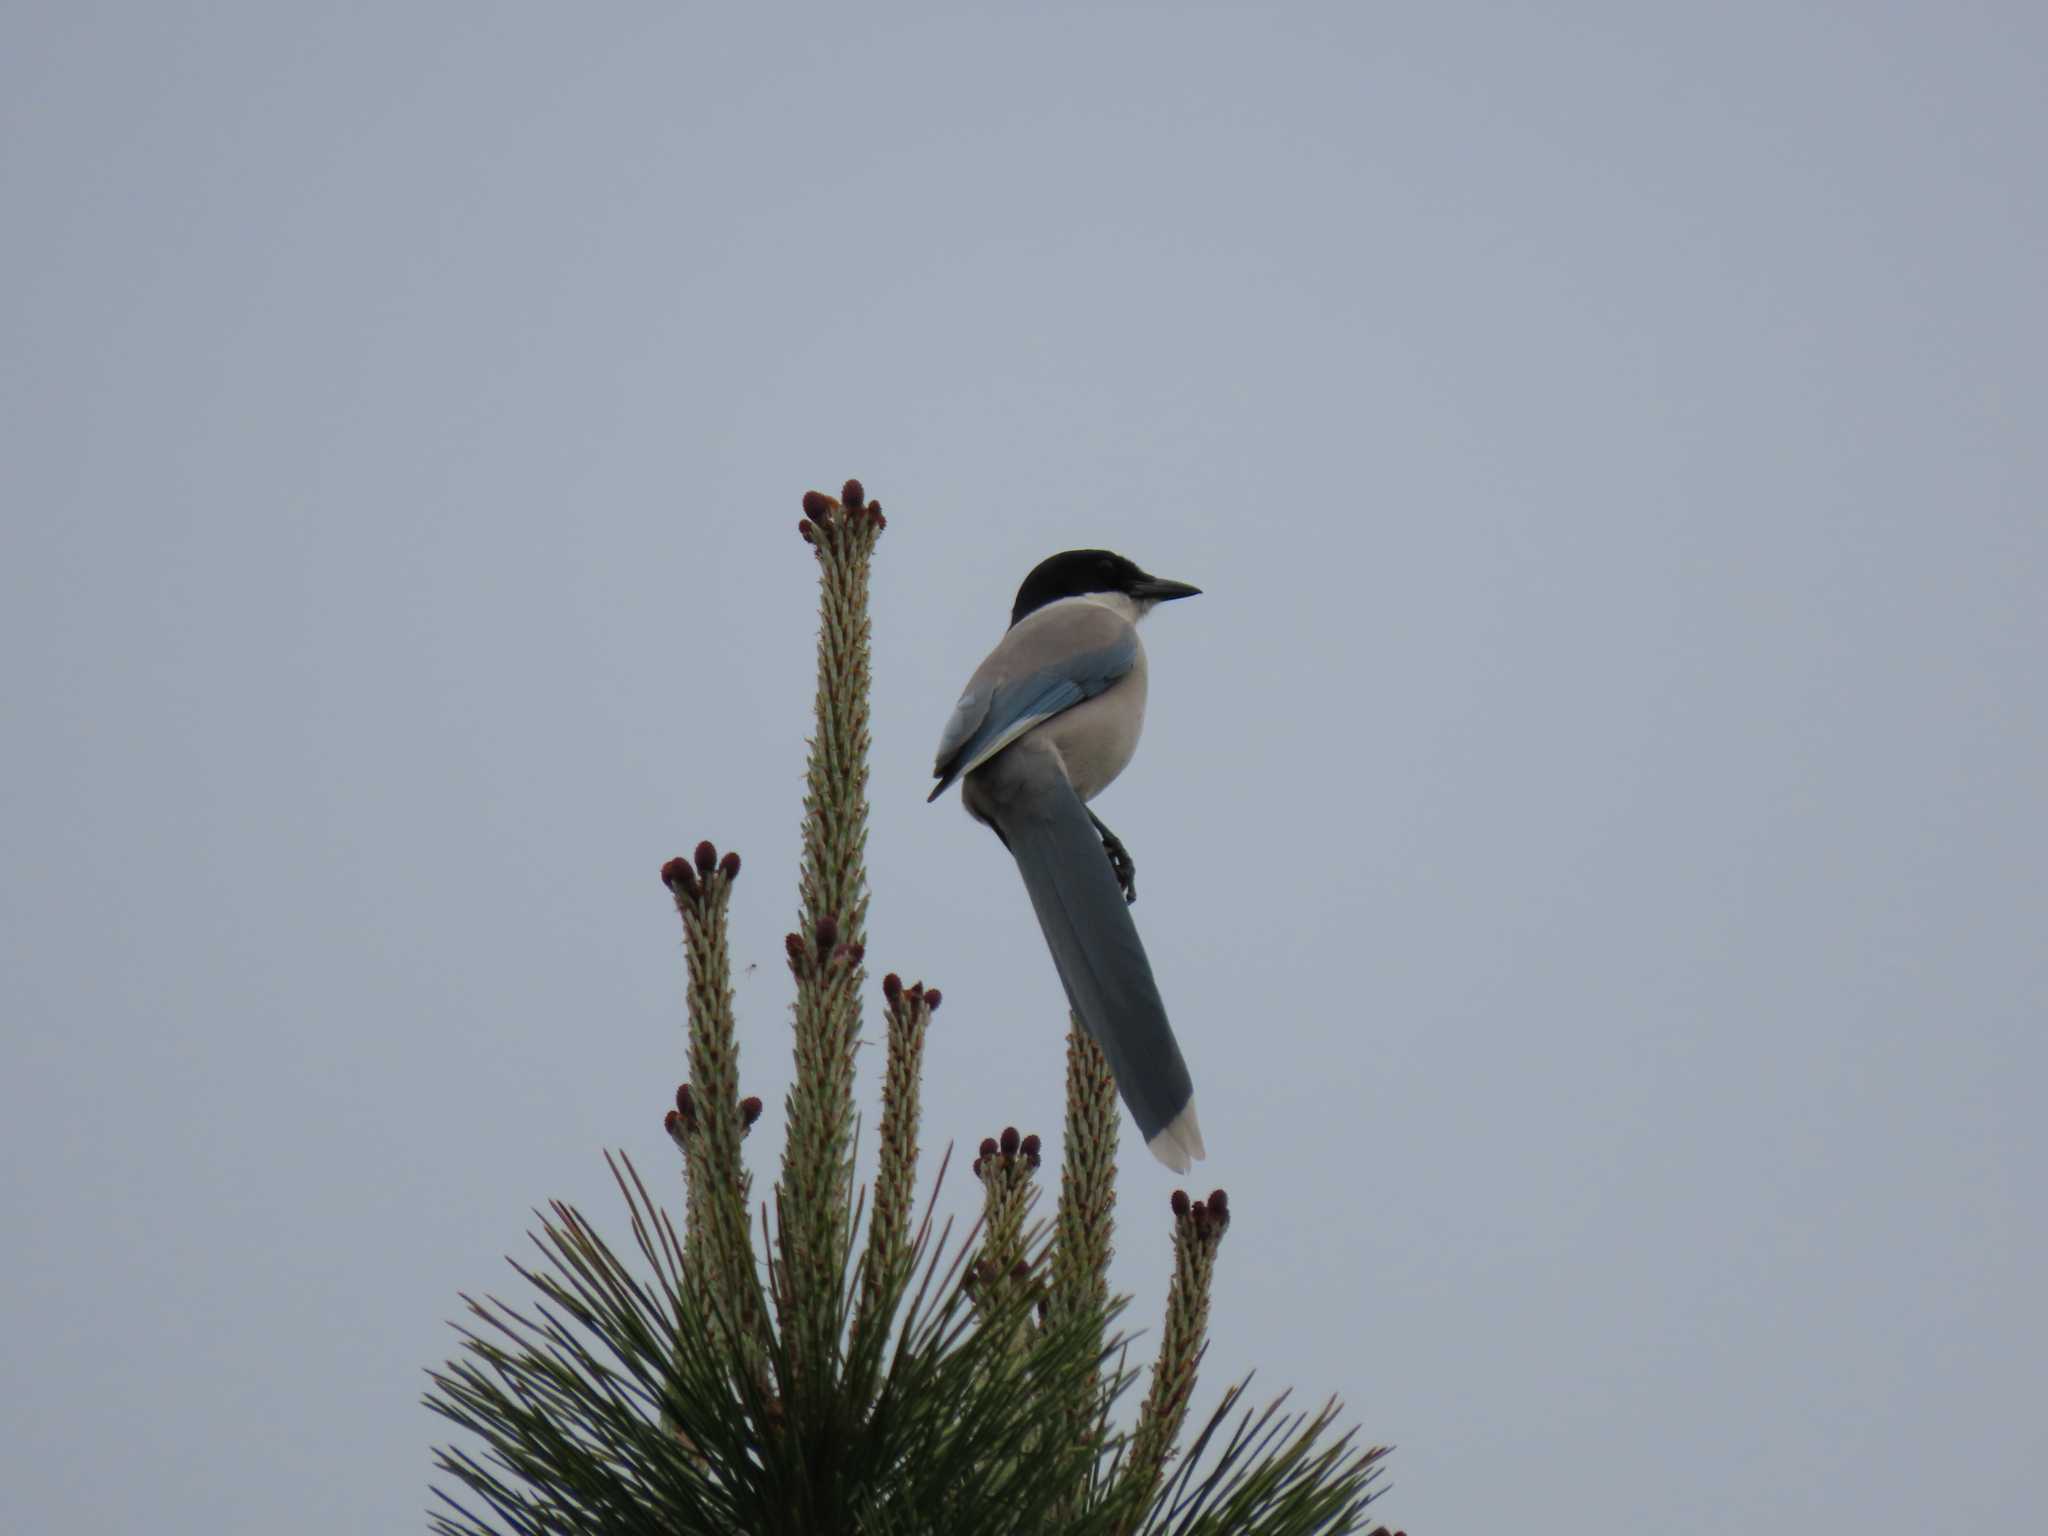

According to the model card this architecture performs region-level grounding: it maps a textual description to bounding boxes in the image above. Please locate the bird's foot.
[1095,823,1138,905]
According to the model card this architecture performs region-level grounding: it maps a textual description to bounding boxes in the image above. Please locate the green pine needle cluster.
[425,481,1396,1534]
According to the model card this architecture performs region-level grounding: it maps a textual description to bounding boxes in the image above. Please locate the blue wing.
[929,628,1137,801]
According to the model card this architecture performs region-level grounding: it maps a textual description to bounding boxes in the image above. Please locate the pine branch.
[1049,1015,1121,1513]
[658,847,760,1348]
[968,1125,1044,1353]
[425,1154,1131,1536]
[1140,1384,1393,1535]
[1116,1188,1231,1525]
[777,481,884,1381]
[855,973,940,1342]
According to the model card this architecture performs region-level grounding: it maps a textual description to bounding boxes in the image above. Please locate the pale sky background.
[4,4,2044,1532]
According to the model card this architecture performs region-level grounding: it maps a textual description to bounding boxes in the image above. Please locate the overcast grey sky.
[4,3,2043,1532]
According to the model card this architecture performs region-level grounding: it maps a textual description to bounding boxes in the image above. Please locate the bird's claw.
[1100,830,1138,905]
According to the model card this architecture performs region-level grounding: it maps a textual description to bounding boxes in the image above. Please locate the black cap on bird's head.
[1009,549,1202,628]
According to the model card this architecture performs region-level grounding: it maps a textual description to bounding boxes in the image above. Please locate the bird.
[929,548,1206,1172]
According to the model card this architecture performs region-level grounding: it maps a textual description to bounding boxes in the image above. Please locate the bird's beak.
[1131,575,1202,603]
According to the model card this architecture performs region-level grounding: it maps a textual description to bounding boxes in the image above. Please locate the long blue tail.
[991,768,1203,1171]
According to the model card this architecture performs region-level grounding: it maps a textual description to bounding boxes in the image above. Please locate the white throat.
[1049,591,1147,624]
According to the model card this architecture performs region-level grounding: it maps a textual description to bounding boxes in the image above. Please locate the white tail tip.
[1145,1097,1206,1173]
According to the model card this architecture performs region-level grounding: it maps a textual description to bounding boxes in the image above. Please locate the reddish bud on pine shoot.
[718,850,740,883]
[798,519,816,542]
[1020,1133,1041,1158]
[1000,1126,1021,1158]
[1171,1189,1191,1218]
[814,914,838,952]
[661,857,699,898]
[801,490,832,522]
[1208,1188,1229,1218]
[693,841,718,876]
[663,1108,681,1135]
[868,504,887,530]
[882,972,903,1006]
[922,987,941,1011]
[741,1096,763,1126]
[841,478,865,510]
[1009,1260,1031,1281]
[979,1136,1000,1160]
